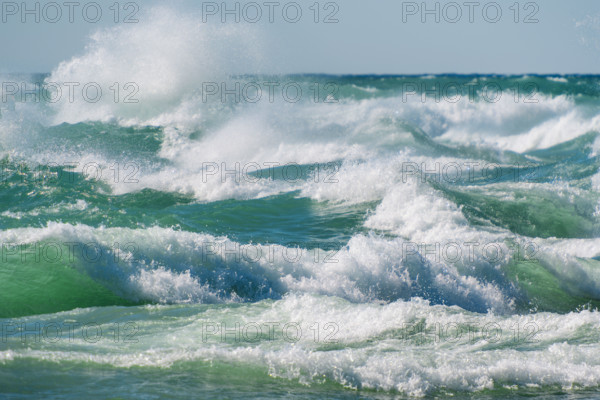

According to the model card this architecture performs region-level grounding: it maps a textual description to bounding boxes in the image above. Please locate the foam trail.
[2,294,600,397]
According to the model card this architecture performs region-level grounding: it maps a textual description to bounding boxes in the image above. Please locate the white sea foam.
[2,294,599,396]
[0,222,513,313]
[46,6,264,127]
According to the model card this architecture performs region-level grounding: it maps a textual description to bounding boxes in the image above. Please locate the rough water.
[1,8,600,399]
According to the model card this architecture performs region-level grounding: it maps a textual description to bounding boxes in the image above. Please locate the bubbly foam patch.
[2,295,599,396]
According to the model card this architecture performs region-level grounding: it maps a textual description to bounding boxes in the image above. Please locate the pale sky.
[1,0,599,74]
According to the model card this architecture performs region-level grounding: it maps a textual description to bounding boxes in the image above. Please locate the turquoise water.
[2,16,600,399]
